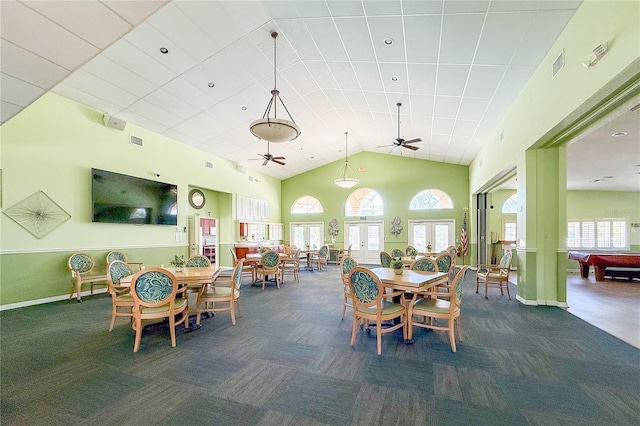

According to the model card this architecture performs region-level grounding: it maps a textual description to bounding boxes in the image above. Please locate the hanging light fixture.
[250,32,301,143]
[334,132,359,188]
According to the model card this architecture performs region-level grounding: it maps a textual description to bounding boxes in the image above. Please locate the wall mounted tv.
[92,168,178,225]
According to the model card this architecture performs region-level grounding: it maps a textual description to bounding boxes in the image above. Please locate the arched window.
[502,194,518,213]
[346,188,383,216]
[409,189,453,210]
[291,196,323,214]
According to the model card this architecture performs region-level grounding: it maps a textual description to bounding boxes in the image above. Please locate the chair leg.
[505,281,511,300]
[230,300,236,325]
[109,303,117,331]
[169,315,177,348]
[350,315,358,346]
[485,280,489,299]
[133,318,142,353]
[376,322,382,355]
[476,277,479,294]
[235,299,241,316]
[449,321,457,352]
[341,297,347,319]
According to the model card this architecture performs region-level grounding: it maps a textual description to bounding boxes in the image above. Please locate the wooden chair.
[435,251,455,290]
[339,256,358,319]
[280,247,301,283]
[407,266,470,352]
[476,251,513,299]
[405,245,418,257]
[255,250,281,290]
[106,251,144,271]
[231,248,255,283]
[348,266,407,355]
[196,259,243,326]
[310,245,329,271]
[105,260,134,331]
[130,268,189,353]
[68,252,107,302]
[391,248,404,258]
[379,251,392,267]
[185,255,211,267]
[411,257,438,272]
[446,245,457,261]
[337,244,352,263]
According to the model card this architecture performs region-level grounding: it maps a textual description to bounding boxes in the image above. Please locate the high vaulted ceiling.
[6,0,619,186]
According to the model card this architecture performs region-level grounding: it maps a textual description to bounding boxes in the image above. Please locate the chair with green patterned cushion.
[196,259,244,326]
[339,256,359,319]
[310,245,329,271]
[348,266,407,355]
[106,251,143,272]
[405,245,418,257]
[130,268,189,353]
[407,266,469,352]
[434,252,455,291]
[411,257,438,272]
[105,260,134,331]
[230,248,255,283]
[185,255,211,268]
[255,250,281,290]
[446,245,457,261]
[391,248,404,258]
[280,247,301,283]
[476,251,513,300]
[68,252,107,302]
[379,251,392,267]
[337,244,352,263]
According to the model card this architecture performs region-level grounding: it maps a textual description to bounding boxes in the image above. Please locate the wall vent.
[205,161,213,169]
[130,135,143,146]
[552,50,565,78]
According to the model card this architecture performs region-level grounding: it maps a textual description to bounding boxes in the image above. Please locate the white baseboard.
[515,294,568,308]
[0,288,108,311]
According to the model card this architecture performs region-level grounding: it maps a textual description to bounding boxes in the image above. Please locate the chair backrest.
[107,251,127,263]
[230,249,239,264]
[106,260,132,296]
[130,268,177,308]
[348,266,383,307]
[435,252,453,273]
[450,266,470,309]
[68,252,95,274]
[232,259,244,293]
[391,248,404,258]
[411,257,437,272]
[346,244,352,255]
[406,245,418,256]
[293,248,301,261]
[380,251,392,267]
[318,245,328,257]
[500,251,513,268]
[447,245,457,260]
[341,256,358,277]
[185,255,211,267]
[261,250,280,269]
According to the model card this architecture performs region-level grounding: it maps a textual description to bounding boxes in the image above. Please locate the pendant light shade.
[334,132,359,188]
[250,32,300,143]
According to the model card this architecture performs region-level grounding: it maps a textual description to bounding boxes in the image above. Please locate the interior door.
[346,221,383,264]
[188,214,201,258]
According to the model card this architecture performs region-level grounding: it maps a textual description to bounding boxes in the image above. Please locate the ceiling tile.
[305,60,340,90]
[458,97,490,121]
[465,65,506,98]
[494,66,536,102]
[404,15,441,64]
[474,11,532,65]
[51,83,123,115]
[369,16,405,63]
[403,1,444,14]
[511,9,576,66]
[439,13,484,64]
[61,69,139,109]
[434,96,461,118]
[379,63,409,94]
[276,19,324,61]
[1,40,68,89]
[304,18,349,61]
[363,1,401,16]
[444,1,489,13]
[82,55,157,98]
[295,1,331,18]
[436,65,470,96]
[102,1,169,25]
[352,62,384,92]
[1,100,22,124]
[327,1,365,17]
[327,62,360,91]
[0,72,45,107]
[408,64,437,95]
[335,17,377,62]
[102,40,177,87]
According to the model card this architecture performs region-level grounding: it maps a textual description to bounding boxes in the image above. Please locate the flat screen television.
[91,168,178,225]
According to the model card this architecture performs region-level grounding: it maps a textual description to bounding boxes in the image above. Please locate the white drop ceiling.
[2,0,638,191]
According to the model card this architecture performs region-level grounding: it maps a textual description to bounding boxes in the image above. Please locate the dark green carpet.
[1,265,639,425]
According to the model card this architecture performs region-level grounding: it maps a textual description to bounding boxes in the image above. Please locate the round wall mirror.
[189,189,205,209]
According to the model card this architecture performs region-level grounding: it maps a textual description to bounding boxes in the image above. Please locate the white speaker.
[103,114,127,131]
[236,165,247,174]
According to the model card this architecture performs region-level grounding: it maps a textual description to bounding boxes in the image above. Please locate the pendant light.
[334,132,359,188]
[249,32,301,143]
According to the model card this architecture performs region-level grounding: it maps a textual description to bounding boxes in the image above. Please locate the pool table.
[568,251,640,281]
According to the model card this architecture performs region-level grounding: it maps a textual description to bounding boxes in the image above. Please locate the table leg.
[579,262,590,278]
[594,266,606,282]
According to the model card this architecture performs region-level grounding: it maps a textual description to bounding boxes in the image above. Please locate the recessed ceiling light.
[391,76,398,82]
[384,38,394,45]
[611,131,627,137]
[241,106,247,111]
[159,47,168,54]
[208,82,215,88]
[590,179,603,183]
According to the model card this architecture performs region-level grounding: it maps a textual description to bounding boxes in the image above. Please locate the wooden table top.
[119,266,219,287]
[370,267,448,292]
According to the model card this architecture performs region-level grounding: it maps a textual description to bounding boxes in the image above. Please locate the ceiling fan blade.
[271,159,286,166]
[272,156,286,160]
[403,138,422,144]
[376,144,394,148]
[402,144,419,151]
[389,145,400,154]
[262,158,269,166]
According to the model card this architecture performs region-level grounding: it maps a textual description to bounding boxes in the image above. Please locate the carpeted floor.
[1,265,639,425]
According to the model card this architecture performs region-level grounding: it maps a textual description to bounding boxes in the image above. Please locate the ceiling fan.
[251,142,286,166]
[377,102,422,154]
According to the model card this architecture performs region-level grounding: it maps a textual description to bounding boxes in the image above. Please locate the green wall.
[281,151,470,259]
[0,93,281,306]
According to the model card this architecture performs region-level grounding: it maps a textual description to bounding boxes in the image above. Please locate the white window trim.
[567,218,629,251]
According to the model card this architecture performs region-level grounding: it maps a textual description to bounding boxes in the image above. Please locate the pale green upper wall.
[0,92,281,253]
[281,151,469,247]
[470,0,640,193]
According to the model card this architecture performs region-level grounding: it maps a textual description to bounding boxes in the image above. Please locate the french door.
[408,219,455,253]
[290,222,324,250]
[345,221,384,264]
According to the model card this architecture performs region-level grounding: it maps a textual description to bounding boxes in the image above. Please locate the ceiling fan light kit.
[250,32,300,144]
[334,131,359,188]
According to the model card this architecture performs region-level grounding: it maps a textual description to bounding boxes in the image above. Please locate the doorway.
[345,221,384,264]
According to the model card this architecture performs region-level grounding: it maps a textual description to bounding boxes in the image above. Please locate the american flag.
[461,211,468,256]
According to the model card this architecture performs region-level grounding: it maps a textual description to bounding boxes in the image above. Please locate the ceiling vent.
[130,135,143,146]
[552,50,565,78]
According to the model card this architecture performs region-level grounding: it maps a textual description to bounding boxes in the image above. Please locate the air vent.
[205,161,213,169]
[552,50,565,78]
[130,135,143,146]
